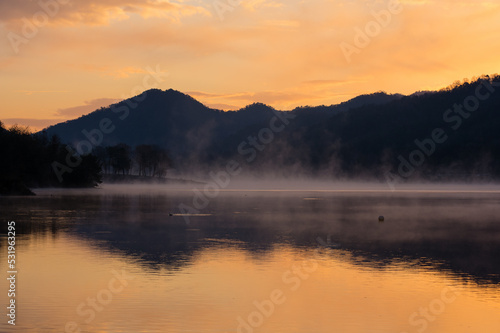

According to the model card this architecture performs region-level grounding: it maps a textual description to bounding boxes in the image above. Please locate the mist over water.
[2,182,500,332]
[81,178,500,192]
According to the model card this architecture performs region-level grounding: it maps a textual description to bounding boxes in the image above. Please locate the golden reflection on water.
[1,232,499,333]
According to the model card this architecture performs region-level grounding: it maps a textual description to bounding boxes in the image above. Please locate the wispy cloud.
[301,79,368,88]
[71,65,148,79]
[188,89,324,110]
[0,0,209,26]
[240,0,285,11]
[55,98,118,117]
[399,0,500,6]
[13,90,70,95]
[206,103,240,110]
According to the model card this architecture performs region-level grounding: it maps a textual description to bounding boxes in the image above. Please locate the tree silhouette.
[134,144,171,177]
[0,124,102,195]
[106,144,132,175]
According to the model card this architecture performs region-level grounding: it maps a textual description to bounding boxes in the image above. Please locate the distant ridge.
[41,74,500,180]
[42,88,401,157]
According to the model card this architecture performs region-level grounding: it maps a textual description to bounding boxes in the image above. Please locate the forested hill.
[0,123,102,195]
[42,75,500,181]
[2,74,500,195]
[42,88,402,160]
[216,75,500,181]
[268,75,500,181]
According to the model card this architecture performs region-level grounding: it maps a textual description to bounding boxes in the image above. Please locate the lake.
[1,184,500,333]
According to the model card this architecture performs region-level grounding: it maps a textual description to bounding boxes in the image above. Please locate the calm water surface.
[1,184,500,333]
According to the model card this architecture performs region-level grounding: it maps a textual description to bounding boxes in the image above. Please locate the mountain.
[41,75,500,181]
[271,76,500,180]
[42,89,401,163]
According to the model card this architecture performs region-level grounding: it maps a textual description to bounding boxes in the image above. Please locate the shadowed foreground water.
[1,185,500,332]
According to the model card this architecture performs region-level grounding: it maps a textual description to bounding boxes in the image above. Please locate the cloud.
[55,98,118,117]
[187,89,322,110]
[13,90,70,95]
[301,79,368,88]
[2,0,500,124]
[186,91,226,98]
[190,90,313,104]
[0,0,209,26]
[0,58,16,70]
[241,0,285,11]
[262,19,300,28]
[248,91,314,105]
[206,103,240,110]
[399,0,500,6]
[71,65,148,78]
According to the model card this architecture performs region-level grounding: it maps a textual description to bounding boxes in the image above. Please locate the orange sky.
[1,0,499,130]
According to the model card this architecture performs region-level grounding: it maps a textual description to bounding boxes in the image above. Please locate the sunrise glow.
[1,0,500,130]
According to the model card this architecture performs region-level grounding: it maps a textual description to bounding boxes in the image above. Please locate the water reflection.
[2,189,499,284]
[1,187,500,332]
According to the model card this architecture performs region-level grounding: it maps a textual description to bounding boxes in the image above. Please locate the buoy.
[378,216,384,222]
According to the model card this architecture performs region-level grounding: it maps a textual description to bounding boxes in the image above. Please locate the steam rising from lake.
[36,179,500,195]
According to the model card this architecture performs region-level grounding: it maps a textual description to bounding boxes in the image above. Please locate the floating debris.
[378,216,385,222]
[170,213,213,217]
